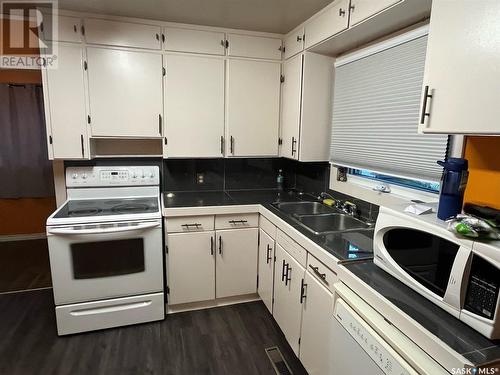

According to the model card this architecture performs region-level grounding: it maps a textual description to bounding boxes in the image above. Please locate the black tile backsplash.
[163,158,328,193]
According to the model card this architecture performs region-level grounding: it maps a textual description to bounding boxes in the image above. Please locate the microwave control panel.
[464,254,499,320]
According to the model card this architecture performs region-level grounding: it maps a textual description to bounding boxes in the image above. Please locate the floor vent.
[265,346,293,375]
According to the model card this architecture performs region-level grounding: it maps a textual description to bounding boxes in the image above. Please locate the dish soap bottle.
[277,169,284,192]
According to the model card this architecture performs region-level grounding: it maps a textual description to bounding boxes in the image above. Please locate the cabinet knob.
[296,35,303,42]
[339,8,346,16]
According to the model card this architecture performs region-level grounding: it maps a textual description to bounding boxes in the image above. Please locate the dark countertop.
[344,261,500,367]
[163,190,374,262]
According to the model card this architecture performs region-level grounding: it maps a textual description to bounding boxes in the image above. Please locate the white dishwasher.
[331,284,449,375]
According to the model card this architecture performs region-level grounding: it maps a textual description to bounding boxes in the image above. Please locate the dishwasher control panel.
[334,299,414,375]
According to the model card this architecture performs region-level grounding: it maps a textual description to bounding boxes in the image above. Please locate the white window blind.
[330,30,449,182]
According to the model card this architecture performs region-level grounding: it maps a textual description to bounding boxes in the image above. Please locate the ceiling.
[57,0,333,34]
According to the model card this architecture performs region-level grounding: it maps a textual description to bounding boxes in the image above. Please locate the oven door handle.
[47,222,160,235]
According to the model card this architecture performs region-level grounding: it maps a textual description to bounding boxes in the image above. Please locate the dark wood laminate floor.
[0,289,307,375]
[0,239,52,293]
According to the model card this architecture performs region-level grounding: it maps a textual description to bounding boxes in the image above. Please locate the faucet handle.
[342,201,358,216]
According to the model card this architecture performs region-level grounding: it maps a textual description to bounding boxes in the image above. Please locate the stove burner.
[111,203,150,214]
[68,208,102,216]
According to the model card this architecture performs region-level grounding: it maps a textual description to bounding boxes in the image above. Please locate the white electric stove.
[46,166,164,335]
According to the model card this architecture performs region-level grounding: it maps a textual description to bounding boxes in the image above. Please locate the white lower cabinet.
[166,217,258,306]
[167,231,215,305]
[258,229,275,313]
[273,244,305,355]
[216,228,259,298]
[299,271,335,375]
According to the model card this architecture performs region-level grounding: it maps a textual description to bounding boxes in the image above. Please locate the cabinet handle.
[228,219,247,225]
[158,114,162,135]
[291,137,297,156]
[300,278,307,304]
[281,260,286,282]
[285,264,292,286]
[349,3,355,12]
[80,135,84,157]
[219,236,222,255]
[230,136,234,155]
[73,24,77,33]
[420,85,433,126]
[155,33,160,41]
[266,244,272,264]
[210,236,214,255]
[161,33,165,43]
[309,265,328,285]
[181,223,201,228]
[296,35,303,42]
[220,136,224,155]
[339,8,346,16]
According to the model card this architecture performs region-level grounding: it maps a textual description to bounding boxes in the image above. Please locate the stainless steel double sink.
[273,201,371,235]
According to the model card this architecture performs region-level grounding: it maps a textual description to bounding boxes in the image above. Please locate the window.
[330,26,449,190]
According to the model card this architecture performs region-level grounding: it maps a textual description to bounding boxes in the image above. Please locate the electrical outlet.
[196,173,205,184]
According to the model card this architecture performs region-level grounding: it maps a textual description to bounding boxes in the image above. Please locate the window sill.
[329,166,439,207]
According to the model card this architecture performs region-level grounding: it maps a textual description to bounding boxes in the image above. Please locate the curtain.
[0,83,54,198]
[330,33,449,182]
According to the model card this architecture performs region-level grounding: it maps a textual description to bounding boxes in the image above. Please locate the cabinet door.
[86,47,163,137]
[167,231,215,305]
[273,244,305,355]
[420,0,500,134]
[43,44,88,159]
[258,229,275,313]
[216,228,258,298]
[226,59,280,157]
[164,27,225,55]
[280,54,302,160]
[284,26,304,60]
[304,0,350,49]
[349,0,401,26]
[83,18,161,49]
[43,15,82,43]
[164,54,224,157]
[226,34,282,60]
[299,272,335,375]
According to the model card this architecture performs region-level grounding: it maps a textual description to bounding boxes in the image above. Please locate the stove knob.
[149,172,155,178]
[72,173,78,179]
[132,172,137,178]
[81,173,87,180]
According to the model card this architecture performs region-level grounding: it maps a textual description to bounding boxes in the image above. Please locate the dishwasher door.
[331,298,417,375]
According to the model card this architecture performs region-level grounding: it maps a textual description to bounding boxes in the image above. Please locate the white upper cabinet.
[304,0,350,49]
[43,44,88,159]
[43,15,82,43]
[280,54,302,160]
[164,54,225,157]
[163,27,225,55]
[83,18,162,49]
[86,47,164,137]
[226,59,281,157]
[284,25,305,60]
[420,0,500,134]
[349,0,401,26]
[281,52,334,161]
[216,228,259,299]
[226,34,282,60]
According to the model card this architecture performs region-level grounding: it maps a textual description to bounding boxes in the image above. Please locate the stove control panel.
[66,166,160,187]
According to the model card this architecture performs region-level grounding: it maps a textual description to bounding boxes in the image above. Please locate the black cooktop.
[53,197,159,219]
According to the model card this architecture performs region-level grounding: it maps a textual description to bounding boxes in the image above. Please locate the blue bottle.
[437,158,469,220]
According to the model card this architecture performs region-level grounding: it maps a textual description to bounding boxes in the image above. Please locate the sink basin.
[273,201,335,215]
[297,213,370,235]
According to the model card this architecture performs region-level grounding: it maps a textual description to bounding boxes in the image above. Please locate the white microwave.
[374,205,500,339]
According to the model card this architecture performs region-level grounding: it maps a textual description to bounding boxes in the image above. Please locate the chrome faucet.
[341,201,358,217]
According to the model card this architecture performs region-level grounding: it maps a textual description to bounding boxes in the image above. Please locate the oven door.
[47,219,163,305]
